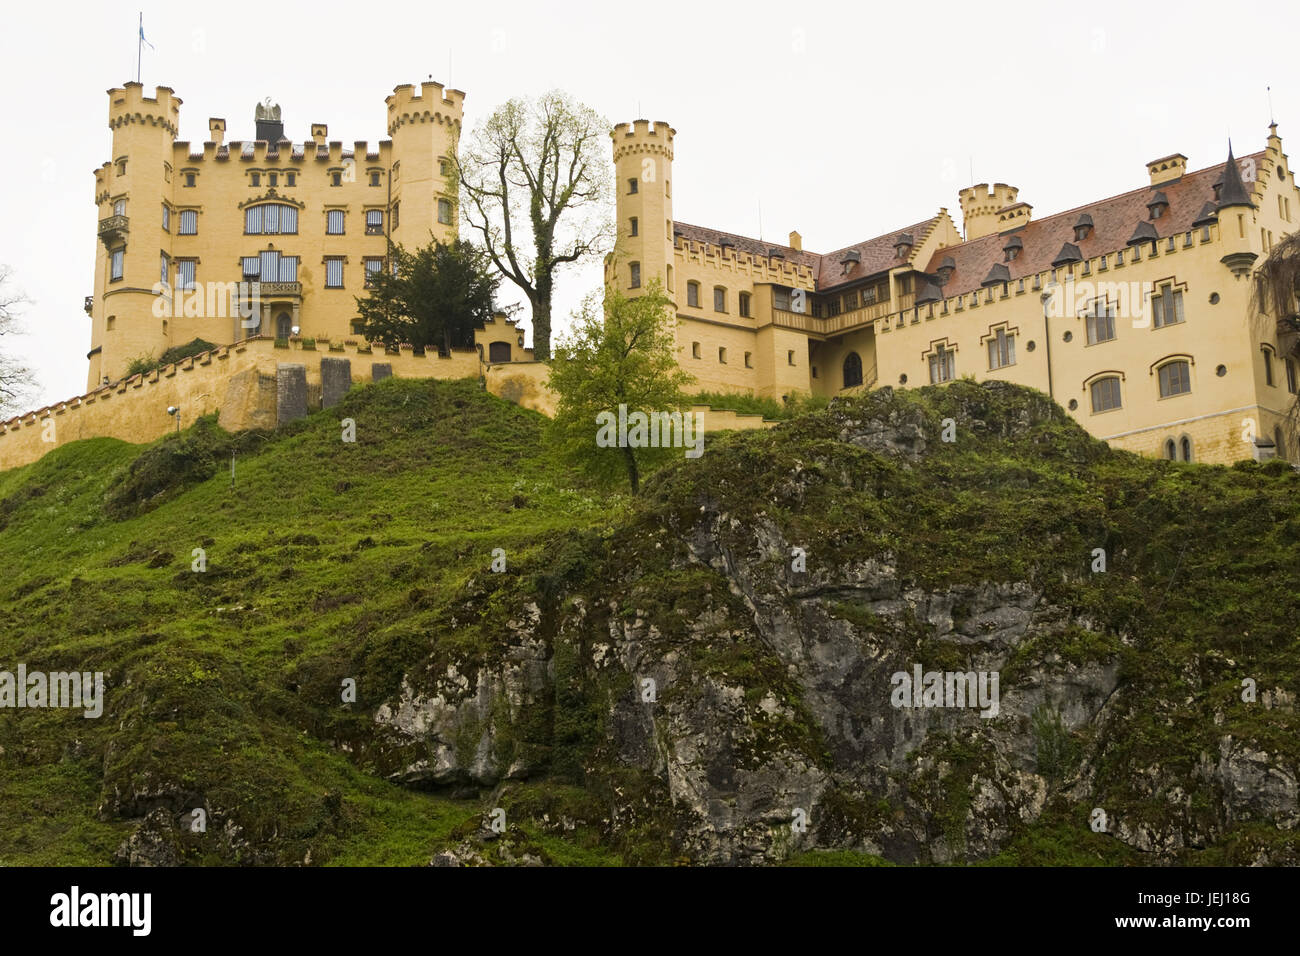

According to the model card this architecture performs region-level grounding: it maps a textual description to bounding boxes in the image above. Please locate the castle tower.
[385,82,463,250]
[610,119,676,299]
[957,182,1022,240]
[88,83,181,388]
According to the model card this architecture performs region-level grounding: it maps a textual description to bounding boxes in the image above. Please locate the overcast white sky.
[1,0,1295,407]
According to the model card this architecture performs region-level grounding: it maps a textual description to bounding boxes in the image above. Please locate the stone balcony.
[97,215,128,247]
[256,281,302,298]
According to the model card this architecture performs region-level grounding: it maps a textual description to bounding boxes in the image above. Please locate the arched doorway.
[275,312,292,339]
[488,341,511,363]
[843,351,863,389]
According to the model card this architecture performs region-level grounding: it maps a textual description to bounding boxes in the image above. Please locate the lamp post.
[167,405,181,434]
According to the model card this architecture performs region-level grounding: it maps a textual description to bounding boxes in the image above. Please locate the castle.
[609,119,1300,465]
[2,82,1298,471]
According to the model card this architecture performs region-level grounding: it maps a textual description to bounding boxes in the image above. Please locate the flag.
[139,17,154,51]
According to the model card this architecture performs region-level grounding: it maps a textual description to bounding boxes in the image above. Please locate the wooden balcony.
[770,294,906,338]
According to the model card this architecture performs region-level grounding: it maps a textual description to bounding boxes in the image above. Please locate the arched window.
[1090,376,1122,413]
[1164,438,1177,459]
[1180,436,1193,462]
[1157,359,1192,397]
[276,312,293,340]
[246,203,299,235]
[843,351,863,388]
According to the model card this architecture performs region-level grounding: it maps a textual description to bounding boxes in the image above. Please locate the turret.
[611,119,675,298]
[89,83,182,388]
[958,182,1024,240]
[1217,143,1259,278]
[385,81,464,247]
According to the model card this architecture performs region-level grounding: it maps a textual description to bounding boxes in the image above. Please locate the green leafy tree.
[457,91,613,361]
[355,239,501,355]
[547,281,694,493]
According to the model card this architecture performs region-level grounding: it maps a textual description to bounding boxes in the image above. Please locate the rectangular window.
[160,253,169,285]
[325,258,344,288]
[242,256,260,279]
[628,178,638,195]
[1264,350,1275,386]
[264,203,280,235]
[184,172,195,187]
[110,249,124,281]
[1158,361,1192,397]
[718,347,727,364]
[787,350,796,366]
[283,206,298,234]
[161,204,170,232]
[364,258,382,288]
[287,172,296,186]
[744,352,752,368]
[928,345,955,383]
[1153,285,1184,328]
[179,210,198,235]
[842,290,858,311]
[251,172,261,187]
[269,172,278,187]
[279,256,298,282]
[176,259,196,289]
[713,287,726,312]
[325,209,344,235]
[260,250,280,283]
[112,199,126,217]
[437,198,452,225]
[370,171,381,187]
[1090,377,1122,412]
[629,262,641,289]
[1087,300,1116,344]
[687,283,699,308]
[246,206,263,234]
[987,328,1015,369]
[739,292,751,317]
[629,217,638,237]
[391,202,400,230]
[773,288,790,311]
[1287,358,1297,394]
[331,171,342,186]
[366,209,384,234]
[691,342,701,359]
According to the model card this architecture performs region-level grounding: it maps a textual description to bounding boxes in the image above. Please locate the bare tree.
[0,266,37,416]
[457,91,613,360]
[1252,234,1300,454]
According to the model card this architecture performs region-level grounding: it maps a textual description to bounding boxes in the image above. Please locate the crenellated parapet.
[385,81,465,135]
[107,82,181,137]
[611,119,675,162]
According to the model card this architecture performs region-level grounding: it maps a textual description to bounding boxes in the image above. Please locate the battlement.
[959,182,1024,239]
[108,82,181,137]
[385,81,465,135]
[611,119,675,160]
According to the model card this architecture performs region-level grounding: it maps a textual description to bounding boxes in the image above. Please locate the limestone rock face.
[370,383,1299,865]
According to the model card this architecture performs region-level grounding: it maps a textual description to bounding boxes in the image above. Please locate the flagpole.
[137,12,142,83]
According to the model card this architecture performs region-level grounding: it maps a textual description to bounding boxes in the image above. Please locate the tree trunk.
[622,444,640,494]
[532,274,553,361]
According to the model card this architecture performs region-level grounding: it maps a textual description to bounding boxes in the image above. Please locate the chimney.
[311,124,328,147]
[208,118,226,146]
[1146,153,1188,186]
[788,230,802,251]
[958,183,1022,240]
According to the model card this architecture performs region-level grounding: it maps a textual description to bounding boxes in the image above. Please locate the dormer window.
[936,256,956,285]
[893,233,914,259]
[1147,191,1169,220]
[840,249,861,276]
[1073,214,1094,242]
[1003,236,1023,262]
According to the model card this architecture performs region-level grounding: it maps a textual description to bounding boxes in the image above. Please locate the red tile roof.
[671,149,1263,300]
[920,151,1264,298]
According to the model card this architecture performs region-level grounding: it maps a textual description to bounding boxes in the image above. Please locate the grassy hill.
[0,376,1296,866]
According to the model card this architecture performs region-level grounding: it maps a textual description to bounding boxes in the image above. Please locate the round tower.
[610,119,675,299]
[385,81,464,249]
[88,83,181,388]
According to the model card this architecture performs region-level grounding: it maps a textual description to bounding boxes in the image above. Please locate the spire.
[1217,142,1255,209]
